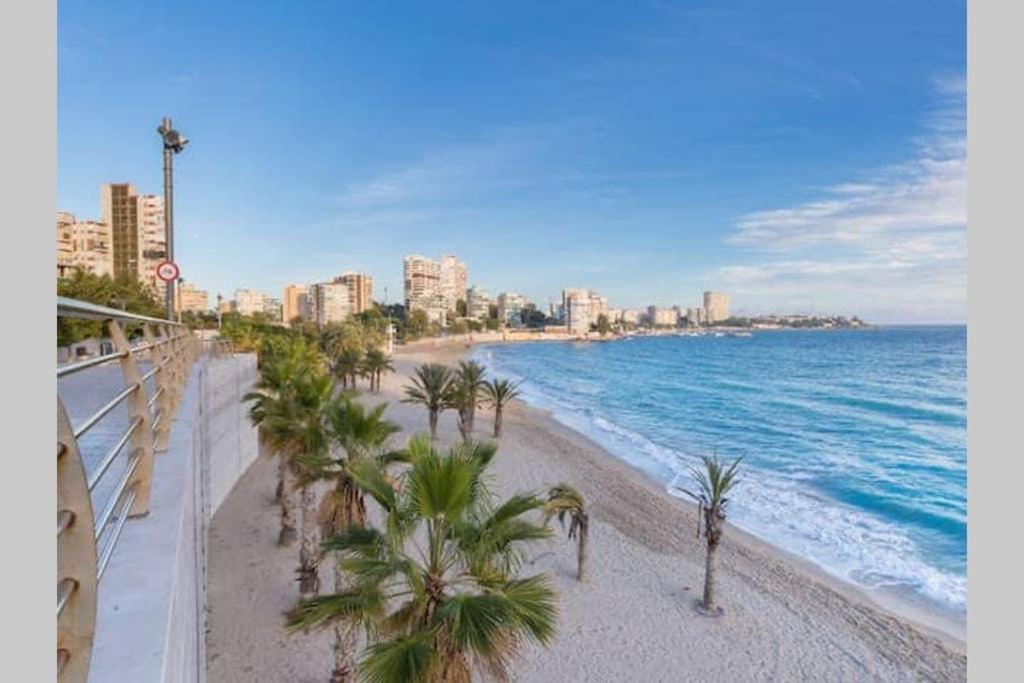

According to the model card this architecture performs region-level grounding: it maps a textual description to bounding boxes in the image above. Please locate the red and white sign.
[156,261,180,282]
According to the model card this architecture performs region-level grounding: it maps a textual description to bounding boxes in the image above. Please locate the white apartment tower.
[233,289,266,316]
[309,282,352,326]
[438,254,468,312]
[703,291,730,323]
[466,286,491,320]
[562,288,593,336]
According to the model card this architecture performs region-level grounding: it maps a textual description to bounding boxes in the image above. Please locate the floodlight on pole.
[157,116,188,320]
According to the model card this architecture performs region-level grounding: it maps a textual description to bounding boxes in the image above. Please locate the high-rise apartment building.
[497,292,528,326]
[56,212,114,278]
[283,285,310,325]
[263,297,283,322]
[404,255,441,312]
[562,288,593,335]
[466,286,491,320]
[438,254,467,312]
[703,291,730,323]
[309,282,352,326]
[335,272,374,314]
[175,283,209,313]
[233,289,266,316]
[101,183,167,297]
[620,309,640,325]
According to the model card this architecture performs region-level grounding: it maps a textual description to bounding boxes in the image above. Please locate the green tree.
[448,360,487,442]
[455,298,468,317]
[287,440,558,683]
[481,378,521,438]
[361,347,395,392]
[315,396,402,683]
[406,309,430,340]
[402,364,455,440]
[676,455,743,614]
[485,318,500,331]
[333,347,364,390]
[544,484,590,581]
[595,314,611,336]
[57,269,164,346]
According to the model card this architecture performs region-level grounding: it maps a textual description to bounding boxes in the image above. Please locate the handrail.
[56,296,213,683]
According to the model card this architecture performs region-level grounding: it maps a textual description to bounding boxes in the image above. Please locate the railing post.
[58,397,98,683]
[107,319,155,517]
[145,324,174,452]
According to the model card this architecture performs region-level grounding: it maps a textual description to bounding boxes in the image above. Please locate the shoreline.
[394,340,967,649]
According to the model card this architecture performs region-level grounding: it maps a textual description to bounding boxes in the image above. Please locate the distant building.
[334,271,374,314]
[101,183,167,298]
[404,254,441,314]
[497,292,528,326]
[438,254,467,313]
[703,291,730,323]
[686,307,705,326]
[263,297,283,322]
[562,288,593,336]
[175,283,209,313]
[309,282,352,325]
[56,212,113,278]
[619,308,640,325]
[466,285,491,320]
[233,289,266,316]
[647,306,678,327]
[283,285,311,325]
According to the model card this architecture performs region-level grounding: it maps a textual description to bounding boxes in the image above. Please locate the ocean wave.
[476,345,967,612]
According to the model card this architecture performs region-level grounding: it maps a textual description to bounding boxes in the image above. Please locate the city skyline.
[58,2,965,323]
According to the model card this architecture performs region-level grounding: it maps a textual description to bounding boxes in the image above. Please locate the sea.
[473,326,966,620]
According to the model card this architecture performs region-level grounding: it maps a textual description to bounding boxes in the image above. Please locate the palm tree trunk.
[577,521,588,581]
[275,453,285,503]
[494,406,503,438]
[298,484,320,598]
[278,461,298,546]
[330,556,357,683]
[703,537,719,612]
[429,409,439,440]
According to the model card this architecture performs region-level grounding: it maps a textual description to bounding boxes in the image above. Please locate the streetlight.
[157,117,188,320]
[216,293,223,332]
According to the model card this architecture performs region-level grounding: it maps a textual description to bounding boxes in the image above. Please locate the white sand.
[206,343,967,682]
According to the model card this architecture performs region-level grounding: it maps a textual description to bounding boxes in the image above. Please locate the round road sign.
[156,261,180,282]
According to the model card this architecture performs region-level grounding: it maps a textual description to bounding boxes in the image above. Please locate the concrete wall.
[88,353,258,683]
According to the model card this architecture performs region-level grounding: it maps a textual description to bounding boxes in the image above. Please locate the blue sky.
[58,1,966,323]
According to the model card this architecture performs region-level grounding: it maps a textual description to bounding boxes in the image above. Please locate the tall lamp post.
[157,117,188,320]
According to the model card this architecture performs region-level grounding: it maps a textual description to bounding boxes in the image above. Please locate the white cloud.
[715,76,966,323]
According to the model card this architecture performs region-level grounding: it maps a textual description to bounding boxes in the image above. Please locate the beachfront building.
[56,211,114,279]
[282,285,311,325]
[175,283,209,313]
[404,254,442,312]
[233,289,266,316]
[309,282,352,325]
[439,254,468,312]
[619,308,640,325]
[685,307,705,326]
[563,288,593,335]
[704,291,730,323]
[497,291,528,327]
[466,285,491,320]
[334,271,374,314]
[647,306,679,327]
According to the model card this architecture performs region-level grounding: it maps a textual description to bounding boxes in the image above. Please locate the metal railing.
[56,297,204,683]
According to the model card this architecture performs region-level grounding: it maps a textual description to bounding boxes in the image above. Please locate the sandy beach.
[206,340,967,682]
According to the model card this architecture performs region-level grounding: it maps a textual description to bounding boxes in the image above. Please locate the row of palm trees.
[401,361,522,441]
[245,338,592,682]
[331,346,395,392]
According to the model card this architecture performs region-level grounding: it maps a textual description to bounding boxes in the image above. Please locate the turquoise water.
[474,326,966,614]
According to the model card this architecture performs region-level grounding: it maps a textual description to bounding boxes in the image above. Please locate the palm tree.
[244,337,323,546]
[449,360,487,442]
[316,396,401,683]
[675,455,743,615]
[402,363,455,440]
[332,346,364,390]
[361,347,395,392]
[287,440,558,683]
[544,483,589,581]
[481,378,521,438]
[268,369,336,599]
